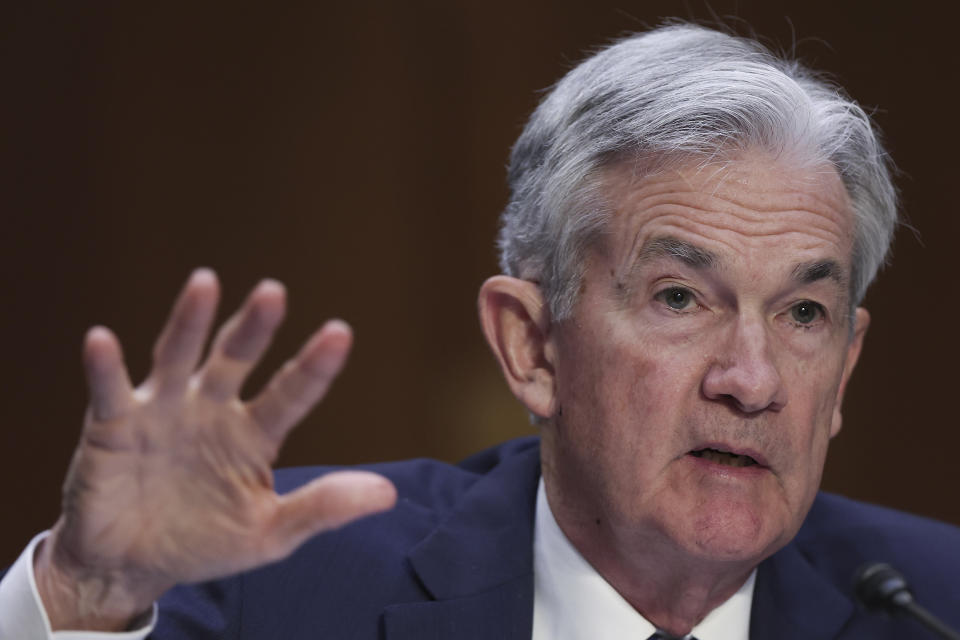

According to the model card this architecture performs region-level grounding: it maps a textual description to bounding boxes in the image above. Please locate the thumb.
[270,471,397,557]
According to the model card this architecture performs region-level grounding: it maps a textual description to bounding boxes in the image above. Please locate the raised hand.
[33,269,397,631]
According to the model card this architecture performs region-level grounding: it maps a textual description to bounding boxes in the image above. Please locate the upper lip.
[688,442,770,468]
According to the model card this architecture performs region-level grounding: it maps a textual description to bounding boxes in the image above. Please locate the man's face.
[542,152,868,566]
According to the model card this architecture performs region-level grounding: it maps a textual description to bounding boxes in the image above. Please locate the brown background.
[1,1,958,566]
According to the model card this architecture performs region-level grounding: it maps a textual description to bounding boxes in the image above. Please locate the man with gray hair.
[1,22,957,640]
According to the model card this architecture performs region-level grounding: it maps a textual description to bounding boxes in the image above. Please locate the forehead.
[597,153,856,275]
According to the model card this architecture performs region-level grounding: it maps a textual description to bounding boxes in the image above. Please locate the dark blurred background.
[2,1,957,565]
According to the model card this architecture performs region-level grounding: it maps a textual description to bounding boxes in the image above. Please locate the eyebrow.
[630,236,848,292]
[635,236,718,269]
[791,259,846,286]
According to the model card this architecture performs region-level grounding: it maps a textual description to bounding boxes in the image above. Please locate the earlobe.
[830,307,871,438]
[477,276,558,418]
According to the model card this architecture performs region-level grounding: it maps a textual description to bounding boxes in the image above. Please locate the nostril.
[716,392,748,413]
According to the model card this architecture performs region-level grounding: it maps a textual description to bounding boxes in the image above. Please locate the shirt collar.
[532,478,755,640]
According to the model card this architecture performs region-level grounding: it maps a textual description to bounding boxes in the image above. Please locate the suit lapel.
[750,540,854,639]
[383,440,541,640]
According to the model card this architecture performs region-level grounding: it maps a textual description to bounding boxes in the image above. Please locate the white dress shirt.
[0,481,755,639]
[532,479,755,640]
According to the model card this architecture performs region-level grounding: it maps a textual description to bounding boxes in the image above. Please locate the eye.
[656,286,697,312]
[789,300,824,325]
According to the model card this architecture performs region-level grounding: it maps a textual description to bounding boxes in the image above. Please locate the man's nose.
[701,316,786,413]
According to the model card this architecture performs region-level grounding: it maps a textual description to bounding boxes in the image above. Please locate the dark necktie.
[648,632,699,640]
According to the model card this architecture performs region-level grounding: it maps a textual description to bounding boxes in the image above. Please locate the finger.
[82,326,134,422]
[149,269,220,395]
[197,280,286,402]
[266,471,397,560]
[247,319,353,442]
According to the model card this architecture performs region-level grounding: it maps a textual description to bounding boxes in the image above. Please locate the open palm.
[37,270,396,631]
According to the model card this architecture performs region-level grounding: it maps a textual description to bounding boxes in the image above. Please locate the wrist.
[34,521,170,632]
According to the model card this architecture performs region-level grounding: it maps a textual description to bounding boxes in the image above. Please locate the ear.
[830,307,870,438]
[477,276,558,419]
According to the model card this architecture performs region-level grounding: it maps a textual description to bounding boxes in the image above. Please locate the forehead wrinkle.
[669,191,849,233]
[639,207,849,249]
[612,185,851,247]
[693,155,853,214]
[603,149,852,221]
[632,174,851,235]
[634,162,849,212]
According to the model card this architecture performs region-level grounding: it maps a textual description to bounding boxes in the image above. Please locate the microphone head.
[854,562,915,612]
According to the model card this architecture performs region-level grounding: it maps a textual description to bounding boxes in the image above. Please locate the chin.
[682,501,785,563]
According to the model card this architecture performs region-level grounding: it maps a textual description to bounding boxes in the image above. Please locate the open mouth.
[689,447,759,468]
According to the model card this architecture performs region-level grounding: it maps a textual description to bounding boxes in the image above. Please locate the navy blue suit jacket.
[143,437,960,638]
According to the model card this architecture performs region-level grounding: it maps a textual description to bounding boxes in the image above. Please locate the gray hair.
[497,23,898,321]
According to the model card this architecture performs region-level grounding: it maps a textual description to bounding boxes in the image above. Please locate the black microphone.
[854,562,960,640]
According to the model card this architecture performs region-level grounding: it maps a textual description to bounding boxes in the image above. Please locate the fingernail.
[192,267,217,284]
[324,319,352,335]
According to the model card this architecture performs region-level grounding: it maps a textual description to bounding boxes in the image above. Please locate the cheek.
[784,358,845,437]
[775,366,843,493]
[567,341,699,456]
[553,341,645,454]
